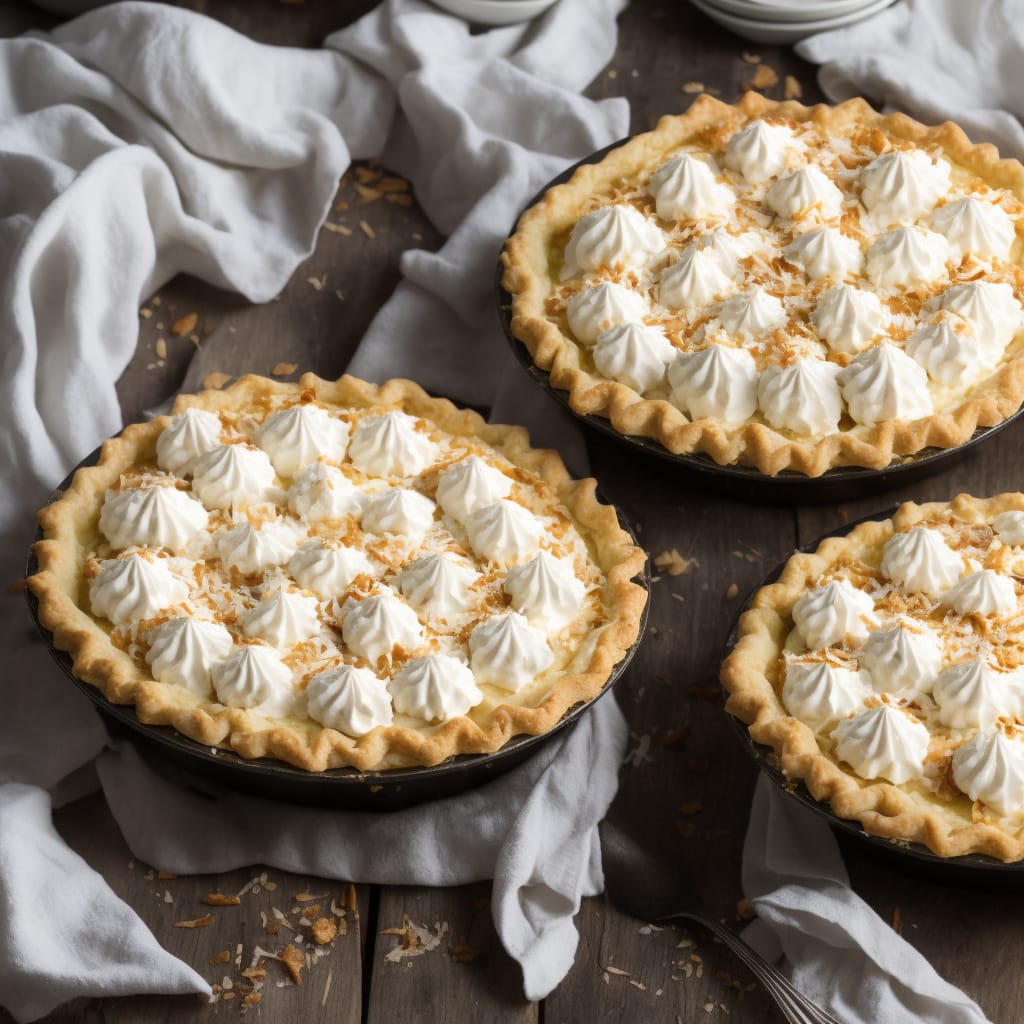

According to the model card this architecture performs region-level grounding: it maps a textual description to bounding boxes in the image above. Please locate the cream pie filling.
[503,94,1024,477]
[31,375,647,773]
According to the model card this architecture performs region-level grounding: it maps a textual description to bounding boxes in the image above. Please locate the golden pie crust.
[28,373,647,773]
[722,493,1024,861]
[501,92,1024,478]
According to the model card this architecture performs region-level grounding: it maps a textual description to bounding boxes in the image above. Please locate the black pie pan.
[496,138,1024,505]
[723,509,1024,888]
[26,445,650,811]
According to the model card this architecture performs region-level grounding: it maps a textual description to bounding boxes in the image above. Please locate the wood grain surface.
[4,2,1023,1022]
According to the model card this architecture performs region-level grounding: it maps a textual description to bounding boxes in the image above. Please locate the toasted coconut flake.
[174,914,214,928]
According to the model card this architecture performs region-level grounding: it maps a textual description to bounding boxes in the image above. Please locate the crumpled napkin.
[0,1,631,1019]
[742,778,990,1024]
[796,0,1024,158]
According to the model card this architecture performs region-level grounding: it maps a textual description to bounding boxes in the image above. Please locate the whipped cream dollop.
[865,226,950,289]
[938,281,1023,354]
[906,313,994,385]
[305,664,393,736]
[90,553,189,625]
[934,659,1024,730]
[242,589,321,647]
[503,552,585,633]
[782,657,871,732]
[838,342,933,427]
[994,510,1024,546]
[700,227,762,277]
[435,456,512,524]
[766,165,843,222]
[792,577,876,651]
[145,616,232,696]
[217,520,298,575]
[388,654,483,722]
[942,569,1018,617]
[859,149,951,224]
[257,405,350,478]
[593,322,677,392]
[157,408,222,476]
[723,120,800,183]
[648,154,734,222]
[468,610,553,692]
[99,485,208,553]
[658,245,735,316]
[758,357,842,435]
[342,590,423,665]
[858,621,943,693]
[562,204,665,279]
[287,462,363,521]
[783,228,863,281]
[567,282,649,345]
[810,285,885,355]
[932,196,1016,261]
[397,552,478,621]
[880,525,964,598]
[717,287,787,341]
[832,704,930,784]
[288,540,373,599]
[192,444,277,510]
[211,644,293,717]
[669,344,759,424]
[952,728,1024,816]
[348,412,438,479]
[465,499,543,566]
[361,488,436,544]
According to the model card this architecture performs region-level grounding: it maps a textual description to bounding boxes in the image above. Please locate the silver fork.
[601,822,843,1024]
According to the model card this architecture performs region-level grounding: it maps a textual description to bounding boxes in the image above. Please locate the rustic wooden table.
[5,2,1024,1021]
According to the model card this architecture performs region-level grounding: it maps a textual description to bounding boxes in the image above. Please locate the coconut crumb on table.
[784,75,803,99]
[280,943,305,985]
[174,914,214,928]
[203,892,241,906]
[746,64,778,90]
[171,312,197,335]
[272,362,298,376]
[311,917,337,945]
[654,549,695,576]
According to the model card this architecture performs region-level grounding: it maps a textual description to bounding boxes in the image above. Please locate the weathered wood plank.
[365,884,538,1024]
[0,793,367,1023]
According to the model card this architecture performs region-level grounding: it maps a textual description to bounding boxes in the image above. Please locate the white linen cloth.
[737,5,1023,1020]
[743,778,990,1024]
[0,1,630,1019]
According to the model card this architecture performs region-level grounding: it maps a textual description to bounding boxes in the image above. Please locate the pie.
[722,493,1024,860]
[501,92,1024,477]
[29,373,647,772]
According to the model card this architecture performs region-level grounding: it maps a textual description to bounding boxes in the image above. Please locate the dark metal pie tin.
[496,139,1024,505]
[723,510,1024,886]
[26,444,650,811]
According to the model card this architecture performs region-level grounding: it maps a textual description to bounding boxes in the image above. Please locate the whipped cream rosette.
[723,494,1024,861]
[30,373,647,773]
[503,92,1024,478]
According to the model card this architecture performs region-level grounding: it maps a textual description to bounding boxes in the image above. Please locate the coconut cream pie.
[501,92,1024,477]
[722,493,1024,860]
[29,374,646,772]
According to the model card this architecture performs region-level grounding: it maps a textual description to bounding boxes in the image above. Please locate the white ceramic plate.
[689,0,894,43]
[429,0,560,26]
[699,0,880,24]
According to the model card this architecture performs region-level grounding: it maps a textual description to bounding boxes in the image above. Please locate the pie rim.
[721,492,1024,862]
[500,91,1024,479]
[27,372,649,773]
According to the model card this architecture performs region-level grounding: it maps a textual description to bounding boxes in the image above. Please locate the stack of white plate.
[690,0,895,45]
